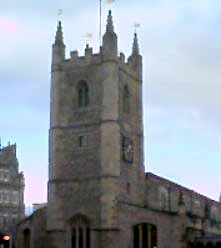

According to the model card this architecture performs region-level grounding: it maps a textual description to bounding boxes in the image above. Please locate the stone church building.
[17,11,221,248]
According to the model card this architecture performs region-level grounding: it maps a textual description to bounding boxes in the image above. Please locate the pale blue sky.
[1,0,221,206]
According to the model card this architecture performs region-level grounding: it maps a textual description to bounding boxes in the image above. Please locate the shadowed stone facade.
[16,11,221,248]
[0,143,25,238]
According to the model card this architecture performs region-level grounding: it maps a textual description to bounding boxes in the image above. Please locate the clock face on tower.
[122,136,134,163]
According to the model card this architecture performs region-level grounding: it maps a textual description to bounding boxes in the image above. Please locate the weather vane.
[107,0,115,7]
[134,22,141,33]
[82,33,93,46]
[58,9,63,21]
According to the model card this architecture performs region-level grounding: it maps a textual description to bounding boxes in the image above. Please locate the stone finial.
[132,33,140,56]
[102,10,118,58]
[106,10,114,33]
[85,44,93,57]
[55,21,64,46]
[52,20,66,67]
[128,32,142,78]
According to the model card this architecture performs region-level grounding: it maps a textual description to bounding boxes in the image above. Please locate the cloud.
[1,0,221,203]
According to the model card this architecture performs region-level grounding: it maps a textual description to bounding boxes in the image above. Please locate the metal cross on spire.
[82,33,93,46]
[107,0,115,7]
[58,9,63,21]
[134,22,141,34]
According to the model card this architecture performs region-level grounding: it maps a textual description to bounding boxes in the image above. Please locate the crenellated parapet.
[51,10,142,81]
[60,48,142,83]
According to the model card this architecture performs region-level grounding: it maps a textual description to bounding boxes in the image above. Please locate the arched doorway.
[206,242,214,248]
[23,228,31,248]
[70,214,91,248]
[196,242,206,248]
[133,223,157,248]
[216,241,221,248]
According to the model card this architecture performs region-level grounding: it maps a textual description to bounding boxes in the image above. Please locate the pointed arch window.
[133,223,157,248]
[78,81,89,108]
[123,85,130,114]
[70,215,91,248]
[159,187,169,211]
[23,228,31,248]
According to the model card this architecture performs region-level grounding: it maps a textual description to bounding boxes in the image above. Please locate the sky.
[1,0,221,206]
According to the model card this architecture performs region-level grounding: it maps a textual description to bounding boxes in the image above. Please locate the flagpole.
[99,0,102,46]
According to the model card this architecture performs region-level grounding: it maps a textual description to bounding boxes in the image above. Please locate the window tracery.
[78,81,89,108]
[71,215,91,248]
[133,223,157,248]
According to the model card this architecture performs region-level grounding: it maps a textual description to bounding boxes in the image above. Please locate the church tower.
[47,11,144,248]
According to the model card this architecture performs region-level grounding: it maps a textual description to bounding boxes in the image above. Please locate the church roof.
[146,172,221,207]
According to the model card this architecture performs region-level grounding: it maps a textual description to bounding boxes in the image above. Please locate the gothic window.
[3,190,10,204]
[78,135,88,148]
[71,215,91,248]
[159,187,169,211]
[23,228,31,248]
[0,169,10,182]
[127,182,131,194]
[123,85,130,114]
[12,190,19,205]
[3,170,10,182]
[133,223,157,248]
[79,136,84,147]
[78,81,89,108]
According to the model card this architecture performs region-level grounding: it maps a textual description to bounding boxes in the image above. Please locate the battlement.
[53,10,142,80]
[65,46,102,66]
[62,45,141,81]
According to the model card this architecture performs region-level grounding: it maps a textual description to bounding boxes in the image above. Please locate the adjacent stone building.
[0,142,25,237]
[16,11,221,248]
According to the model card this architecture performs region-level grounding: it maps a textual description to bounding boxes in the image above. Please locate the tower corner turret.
[52,21,66,71]
[102,10,118,59]
[128,32,142,79]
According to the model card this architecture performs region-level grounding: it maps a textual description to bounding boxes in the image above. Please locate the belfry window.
[71,215,91,248]
[78,81,89,108]
[123,85,130,114]
[133,223,157,248]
